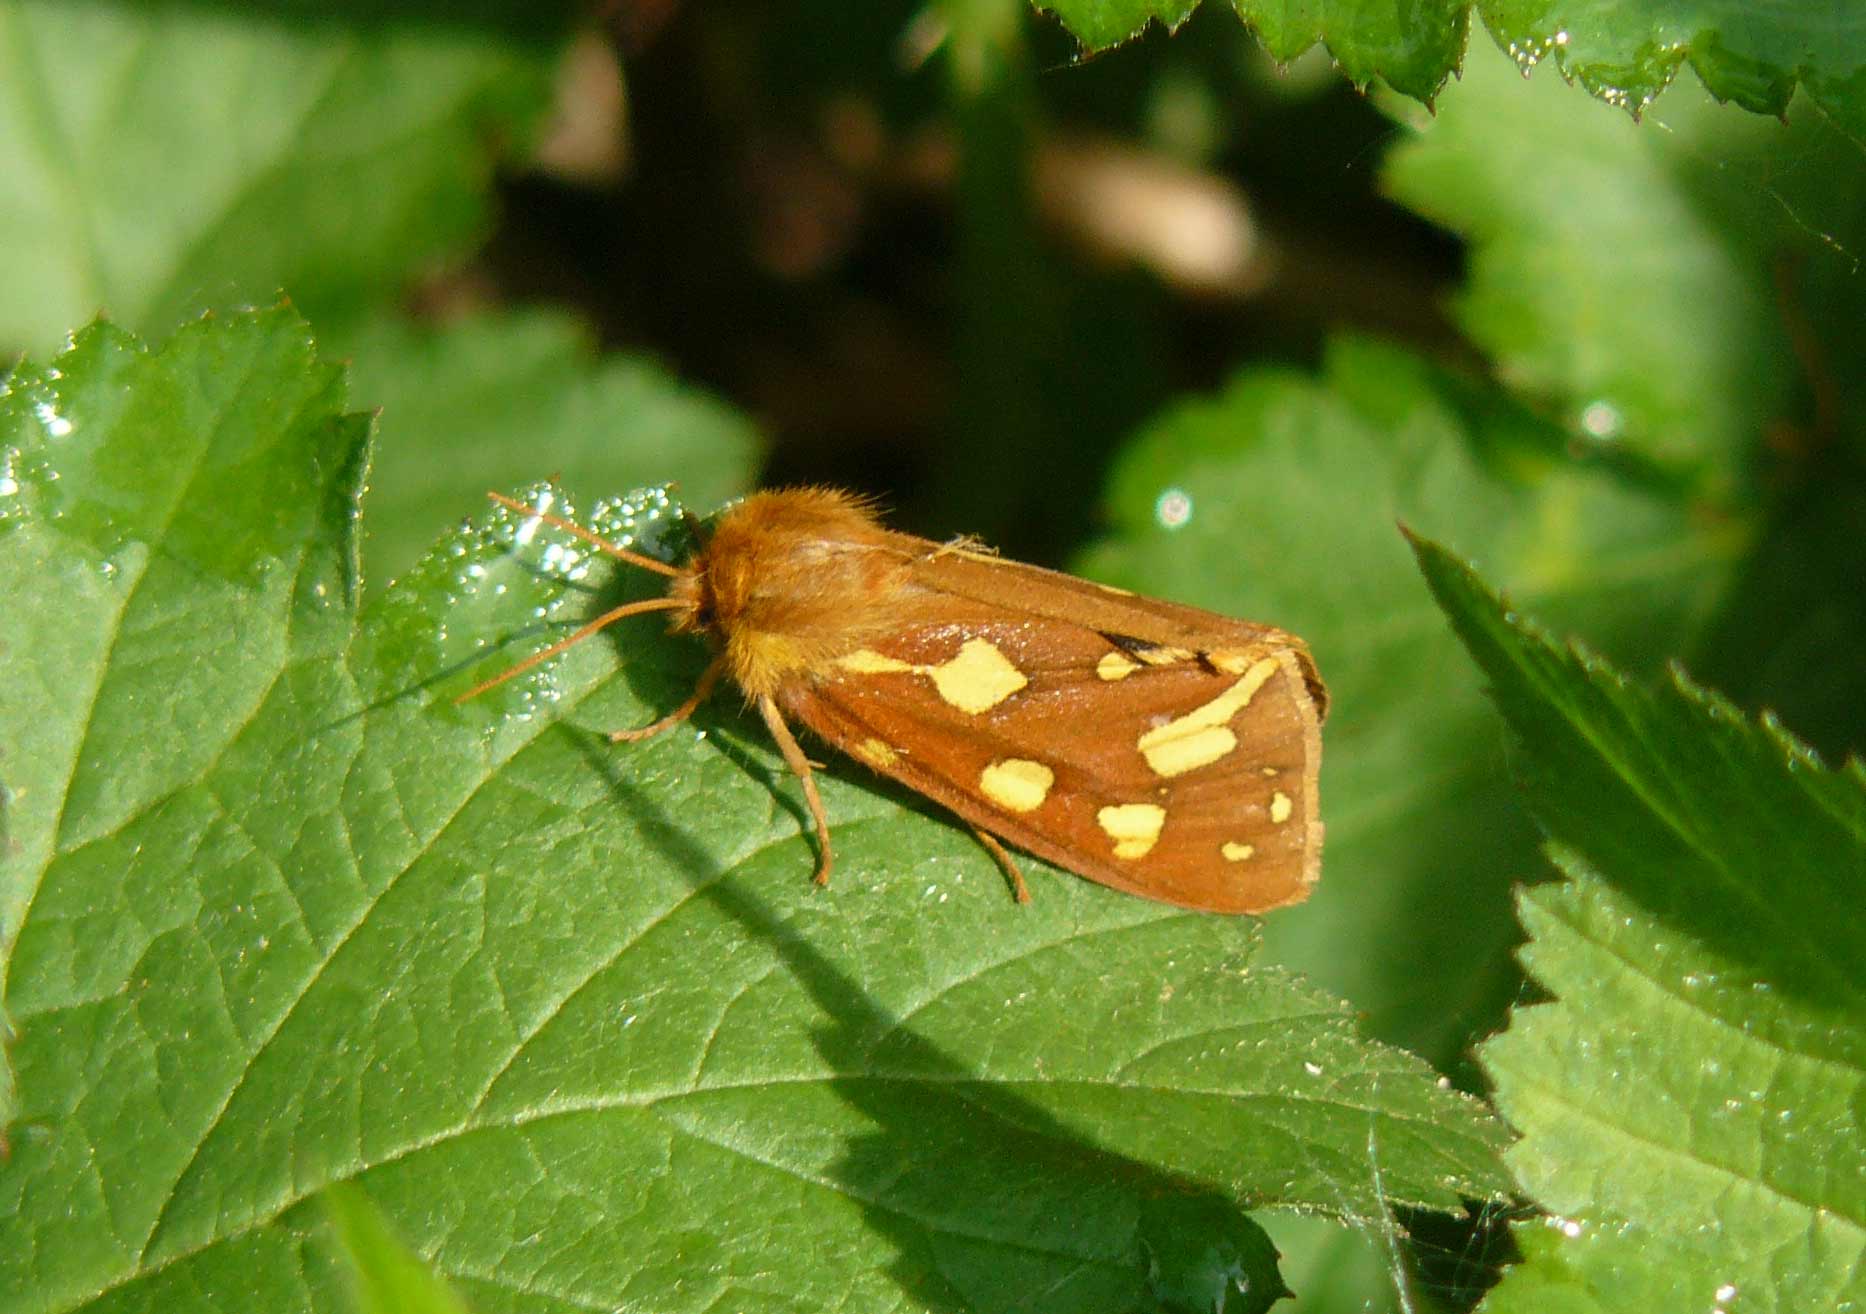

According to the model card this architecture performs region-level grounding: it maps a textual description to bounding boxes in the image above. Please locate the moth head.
[666,563,715,636]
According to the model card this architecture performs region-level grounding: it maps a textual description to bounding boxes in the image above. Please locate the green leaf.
[1076,335,1739,1070]
[0,0,558,353]
[1040,0,1466,101]
[1478,1214,1734,1314]
[0,311,1507,1313]
[1236,0,1467,101]
[339,309,761,593]
[1382,41,1790,480]
[326,1184,472,1314]
[1480,0,1866,137]
[1036,0,1866,128]
[1411,535,1862,1015]
[1408,535,1866,1313]
[1036,0,1199,52]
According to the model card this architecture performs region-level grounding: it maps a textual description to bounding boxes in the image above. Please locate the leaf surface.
[0,0,557,352]
[1382,42,1792,478]
[1034,0,1866,126]
[1410,535,1866,1314]
[1481,0,1866,135]
[0,311,1508,1314]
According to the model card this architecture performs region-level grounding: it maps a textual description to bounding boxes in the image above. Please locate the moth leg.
[756,694,834,888]
[610,657,723,743]
[967,826,1030,905]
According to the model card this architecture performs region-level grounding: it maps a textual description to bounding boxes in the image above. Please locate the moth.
[459,487,1326,912]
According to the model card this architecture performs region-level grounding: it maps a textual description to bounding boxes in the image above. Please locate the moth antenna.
[486,490,682,578]
[454,595,687,704]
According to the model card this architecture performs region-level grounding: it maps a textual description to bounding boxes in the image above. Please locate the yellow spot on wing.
[1141,725,1236,778]
[838,638,1027,714]
[1222,842,1255,862]
[1135,658,1277,777]
[1097,650,1140,681]
[1098,803,1165,859]
[979,759,1053,813]
[1269,790,1293,824]
[1208,649,1256,676]
[855,738,898,768]
[839,649,913,675]
[932,638,1027,713]
[1137,645,1194,666]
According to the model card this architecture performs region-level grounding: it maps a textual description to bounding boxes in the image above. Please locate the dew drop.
[1154,486,1193,530]
[1579,400,1623,440]
[33,401,72,438]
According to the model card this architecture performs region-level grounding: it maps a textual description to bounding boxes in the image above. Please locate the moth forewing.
[901,545,1328,716]
[787,595,1323,913]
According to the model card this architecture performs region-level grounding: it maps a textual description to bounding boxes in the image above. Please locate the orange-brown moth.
[458,488,1326,913]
